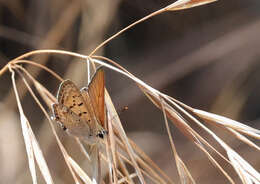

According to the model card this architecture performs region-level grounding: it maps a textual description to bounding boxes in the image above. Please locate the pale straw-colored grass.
[1,0,259,183]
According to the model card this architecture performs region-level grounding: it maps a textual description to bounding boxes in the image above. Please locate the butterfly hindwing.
[52,103,104,142]
[52,103,90,133]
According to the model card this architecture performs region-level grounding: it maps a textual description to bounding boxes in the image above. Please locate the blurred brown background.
[0,0,259,183]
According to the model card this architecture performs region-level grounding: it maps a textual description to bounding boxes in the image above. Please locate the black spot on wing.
[78,102,83,106]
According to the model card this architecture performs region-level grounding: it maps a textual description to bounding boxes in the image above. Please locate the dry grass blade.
[34,81,57,107]
[3,47,259,184]
[195,143,235,184]
[159,96,195,184]
[102,133,163,183]
[115,135,170,184]
[17,110,37,184]
[194,109,260,139]
[89,146,101,184]
[13,65,84,184]
[94,58,237,183]
[226,128,260,151]
[166,97,260,152]
[145,91,199,143]
[107,112,118,183]
[83,56,259,184]
[117,156,134,184]
[10,66,54,184]
[115,134,167,184]
[20,115,37,184]
[28,118,54,184]
[129,140,174,184]
[104,135,114,183]
[118,173,137,184]
[76,138,91,161]
[68,156,93,184]
[135,158,167,184]
[90,57,239,183]
[14,64,57,106]
[105,90,146,184]
[13,60,63,81]
[165,0,217,11]
[4,1,80,109]
[89,0,218,56]
[9,54,165,183]
[164,98,258,183]
[163,96,259,157]
[115,150,162,184]
[175,156,196,184]
[0,0,249,183]
[147,92,235,183]
[189,115,260,184]
[227,149,260,184]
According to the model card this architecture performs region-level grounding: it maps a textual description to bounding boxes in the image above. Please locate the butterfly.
[52,67,107,144]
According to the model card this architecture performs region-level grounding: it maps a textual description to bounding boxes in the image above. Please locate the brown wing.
[81,67,105,127]
[57,80,92,124]
[52,103,89,131]
[52,103,95,139]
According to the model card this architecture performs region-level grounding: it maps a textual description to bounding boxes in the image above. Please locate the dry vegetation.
[0,0,259,184]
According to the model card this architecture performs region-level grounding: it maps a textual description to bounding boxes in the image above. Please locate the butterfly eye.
[97,132,104,139]
[97,130,108,139]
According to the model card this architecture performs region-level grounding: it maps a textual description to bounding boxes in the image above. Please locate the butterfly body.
[52,67,106,145]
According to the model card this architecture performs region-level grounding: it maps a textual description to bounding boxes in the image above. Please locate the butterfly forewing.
[86,67,105,127]
[57,80,93,125]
